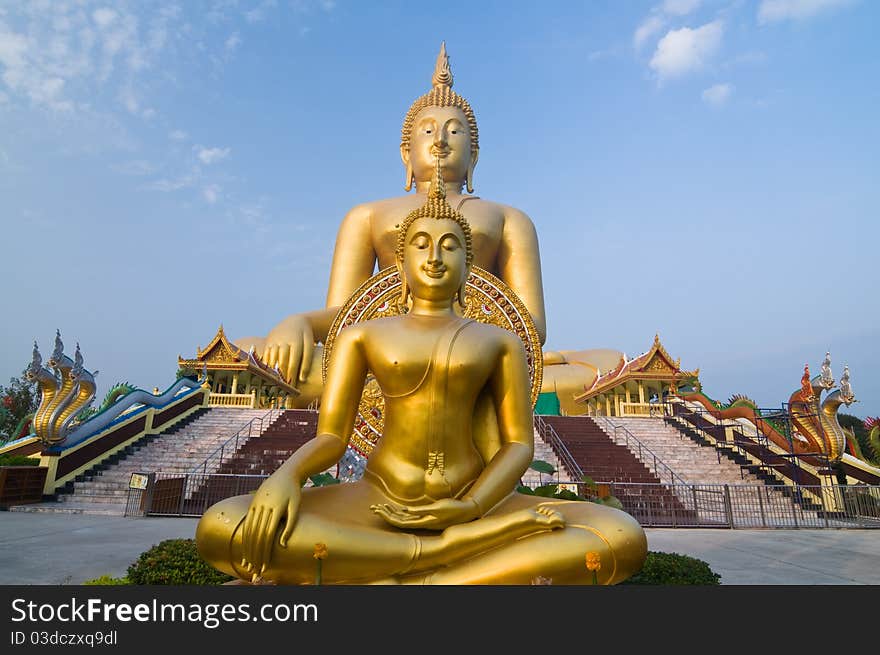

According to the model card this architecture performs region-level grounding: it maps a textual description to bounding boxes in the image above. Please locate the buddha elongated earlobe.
[397,262,410,312]
[466,149,478,194]
[457,284,468,309]
[399,280,410,312]
[404,160,414,192]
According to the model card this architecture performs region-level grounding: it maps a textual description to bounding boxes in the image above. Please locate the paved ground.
[0,512,877,584]
[645,528,880,585]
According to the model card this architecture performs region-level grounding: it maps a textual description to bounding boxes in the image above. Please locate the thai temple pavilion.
[574,334,698,417]
[178,325,299,409]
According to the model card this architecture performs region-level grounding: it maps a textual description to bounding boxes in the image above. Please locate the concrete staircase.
[13,408,279,515]
[599,417,755,485]
[521,428,571,488]
[539,416,698,524]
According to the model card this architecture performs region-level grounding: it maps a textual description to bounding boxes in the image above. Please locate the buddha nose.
[428,240,443,264]
[433,126,447,146]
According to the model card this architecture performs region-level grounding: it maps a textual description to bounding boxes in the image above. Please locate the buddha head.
[401,42,479,193]
[396,159,473,309]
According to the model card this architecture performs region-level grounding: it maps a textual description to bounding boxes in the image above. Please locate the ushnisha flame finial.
[431,41,453,89]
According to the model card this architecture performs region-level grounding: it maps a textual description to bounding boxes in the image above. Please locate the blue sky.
[1,0,877,417]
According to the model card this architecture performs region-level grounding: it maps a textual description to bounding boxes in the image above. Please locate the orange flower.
[585,551,601,572]
[313,543,328,560]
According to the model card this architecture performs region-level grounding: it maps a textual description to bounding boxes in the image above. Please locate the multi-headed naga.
[25,331,97,446]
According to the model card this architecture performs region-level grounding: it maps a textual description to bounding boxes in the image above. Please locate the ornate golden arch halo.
[322,265,543,457]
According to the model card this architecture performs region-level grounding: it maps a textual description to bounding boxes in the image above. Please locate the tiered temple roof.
[178,325,299,397]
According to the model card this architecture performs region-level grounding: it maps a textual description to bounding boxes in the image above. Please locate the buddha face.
[401,217,469,302]
[402,105,478,188]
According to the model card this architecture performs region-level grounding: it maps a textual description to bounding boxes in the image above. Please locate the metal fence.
[126,472,880,529]
[588,481,880,528]
[125,472,269,518]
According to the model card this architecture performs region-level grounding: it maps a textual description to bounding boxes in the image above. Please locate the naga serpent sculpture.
[681,360,856,463]
[25,331,97,447]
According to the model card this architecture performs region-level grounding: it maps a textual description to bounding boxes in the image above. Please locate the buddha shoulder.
[461,322,526,354]
[340,195,423,224]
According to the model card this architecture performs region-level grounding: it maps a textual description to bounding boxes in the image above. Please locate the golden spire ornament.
[432,41,454,88]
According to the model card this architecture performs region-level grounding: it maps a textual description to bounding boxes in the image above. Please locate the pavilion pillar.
[604,395,611,417]
[231,373,239,395]
[638,381,645,404]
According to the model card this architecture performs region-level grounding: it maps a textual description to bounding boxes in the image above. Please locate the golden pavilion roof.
[573,334,698,403]
[178,325,299,395]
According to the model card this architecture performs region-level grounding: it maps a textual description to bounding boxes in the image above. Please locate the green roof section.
[535,391,561,416]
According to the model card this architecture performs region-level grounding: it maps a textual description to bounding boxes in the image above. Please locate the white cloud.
[119,85,139,114]
[92,8,118,29]
[649,21,724,82]
[114,160,156,176]
[225,31,241,52]
[702,83,733,106]
[169,129,188,141]
[634,16,666,50]
[758,0,854,24]
[662,0,702,15]
[196,146,230,165]
[0,28,30,87]
[149,174,196,192]
[0,5,185,114]
[203,184,221,204]
[245,0,278,23]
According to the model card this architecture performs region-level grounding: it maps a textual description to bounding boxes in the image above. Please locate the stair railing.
[593,415,688,488]
[533,415,584,481]
[667,400,777,482]
[189,408,284,476]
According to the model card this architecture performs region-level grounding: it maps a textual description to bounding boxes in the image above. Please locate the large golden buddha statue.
[197,167,647,584]
[235,43,607,410]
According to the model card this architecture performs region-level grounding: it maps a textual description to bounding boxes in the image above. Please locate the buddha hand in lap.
[197,167,647,585]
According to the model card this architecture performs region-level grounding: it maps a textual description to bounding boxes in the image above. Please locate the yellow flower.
[585,551,601,572]
[313,543,328,560]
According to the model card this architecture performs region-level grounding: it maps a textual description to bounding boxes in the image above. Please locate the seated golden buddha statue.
[196,167,647,585]
[235,43,613,410]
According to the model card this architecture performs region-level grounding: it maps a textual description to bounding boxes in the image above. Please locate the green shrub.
[126,539,233,585]
[83,575,130,585]
[622,551,721,585]
[0,454,40,466]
